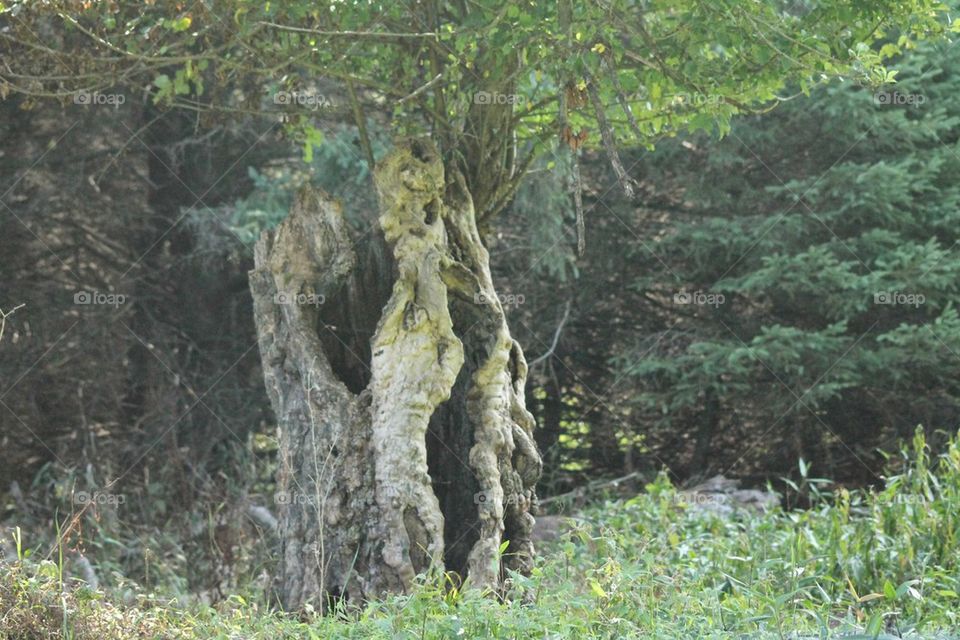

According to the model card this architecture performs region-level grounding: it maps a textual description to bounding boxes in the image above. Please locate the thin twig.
[398,73,443,105]
[258,22,437,39]
[346,78,376,170]
[0,304,25,344]
[585,70,636,200]
[603,57,645,140]
[529,300,572,367]
[572,152,585,256]
[539,471,642,505]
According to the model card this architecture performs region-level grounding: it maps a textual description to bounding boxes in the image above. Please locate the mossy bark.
[250,139,541,611]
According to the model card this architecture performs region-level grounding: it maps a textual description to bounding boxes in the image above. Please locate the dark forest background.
[4,33,960,599]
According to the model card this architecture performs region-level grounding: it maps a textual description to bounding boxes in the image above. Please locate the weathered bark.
[250,139,542,611]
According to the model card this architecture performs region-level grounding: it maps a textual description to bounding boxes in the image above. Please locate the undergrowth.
[3,428,960,639]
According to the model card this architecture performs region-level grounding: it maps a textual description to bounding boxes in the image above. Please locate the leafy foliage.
[2,0,954,220]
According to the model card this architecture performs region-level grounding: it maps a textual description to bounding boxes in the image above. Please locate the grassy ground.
[3,429,960,639]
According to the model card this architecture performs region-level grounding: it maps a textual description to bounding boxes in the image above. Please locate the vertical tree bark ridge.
[367,140,464,588]
[440,171,542,588]
[250,139,542,612]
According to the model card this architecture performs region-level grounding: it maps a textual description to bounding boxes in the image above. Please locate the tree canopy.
[3,0,954,222]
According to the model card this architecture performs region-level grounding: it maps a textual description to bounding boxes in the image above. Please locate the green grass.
[4,428,960,639]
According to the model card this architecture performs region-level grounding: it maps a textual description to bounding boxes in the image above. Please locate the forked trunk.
[249,139,542,611]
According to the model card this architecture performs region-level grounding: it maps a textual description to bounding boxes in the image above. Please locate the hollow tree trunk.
[249,139,542,611]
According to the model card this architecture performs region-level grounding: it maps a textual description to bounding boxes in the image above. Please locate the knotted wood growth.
[250,139,541,611]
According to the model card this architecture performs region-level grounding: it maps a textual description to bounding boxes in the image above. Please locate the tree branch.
[529,300,572,368]
[257,22,438,39]
[397,72,444,105]
[346,78,376,170]
[585,69,636,200]
[0,304,25,344]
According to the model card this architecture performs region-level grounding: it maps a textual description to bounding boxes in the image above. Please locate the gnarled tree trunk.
[249,139,542,611]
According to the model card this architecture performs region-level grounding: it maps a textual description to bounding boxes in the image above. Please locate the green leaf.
[301,126,324,164]
[589,580,607,598]
[170,15,192,32]
[883,579,897,601]
[895,579,919,599]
